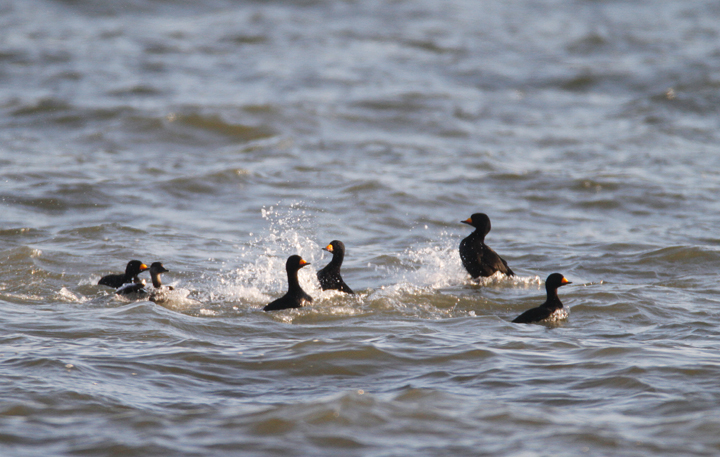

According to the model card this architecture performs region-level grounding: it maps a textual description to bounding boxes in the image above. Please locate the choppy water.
[3,0,720,455]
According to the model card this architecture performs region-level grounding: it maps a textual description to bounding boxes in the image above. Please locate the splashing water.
[55,287,88,304]
[184,204,544,319]
[199,203,324,308]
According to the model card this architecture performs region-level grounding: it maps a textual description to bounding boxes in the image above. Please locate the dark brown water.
[2,0,720,455]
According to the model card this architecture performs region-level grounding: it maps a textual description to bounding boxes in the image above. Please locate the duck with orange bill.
[115,262,172,297]
[264,255,313,311]
[512,273,572,324]
[98,260,148,289]
[459,213,515,279]
[317,240,354,294]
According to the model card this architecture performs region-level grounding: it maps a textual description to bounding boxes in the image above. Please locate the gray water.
[3,0,720,455]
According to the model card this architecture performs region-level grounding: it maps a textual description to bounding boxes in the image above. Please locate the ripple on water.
[157,168,253,198]
[172,112,276,142]
[2,0,720,455]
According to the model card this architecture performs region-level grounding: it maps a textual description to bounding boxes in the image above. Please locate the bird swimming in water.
[115,262,172,297]
[512,273,571,324]
[459,213,514,278]
[317,240,354,294]
[147,262,171,289]
[264,255,313,311]
[147,262,174,302]
[98,260,148,289]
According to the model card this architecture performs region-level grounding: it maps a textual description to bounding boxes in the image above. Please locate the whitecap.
[54,287,88,303]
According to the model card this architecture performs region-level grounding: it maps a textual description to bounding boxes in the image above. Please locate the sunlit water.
[2,0,720,455]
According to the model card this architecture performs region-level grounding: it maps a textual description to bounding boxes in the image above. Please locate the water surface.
[2,0,720,455]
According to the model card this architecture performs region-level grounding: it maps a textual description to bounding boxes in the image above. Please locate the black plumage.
[115,279,146,296]
[317,240,354,294]
[115,262,171,297]
[512,273,571,324]
[459,213,514,278]
[264,255,313,312]
[98,260,148,289]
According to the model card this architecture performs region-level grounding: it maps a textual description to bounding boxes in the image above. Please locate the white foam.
[404,237,467,289]
[473,272,543,288]
[546,308,569,322]
[151,287,203,311]
[54,287,88,303]
[78,275,101,286]
[199,204,323,307]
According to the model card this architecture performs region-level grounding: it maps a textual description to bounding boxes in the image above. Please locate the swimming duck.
[317,240,354,294]
[98,260,148,289]
[115,262,172,298]
[512,273,571,324]
[264,255,313,311]
[459,213,514,278]
[147,262,174,302]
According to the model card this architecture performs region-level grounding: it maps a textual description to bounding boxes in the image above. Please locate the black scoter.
[459,213,514,278]
[264,255,313,312]
[512,273,571,324]
[115,262,173,298]
[317,240,354,294]
[98,260,148,289]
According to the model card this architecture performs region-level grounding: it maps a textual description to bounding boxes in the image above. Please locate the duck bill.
[461,217,472,225]
[299,259,310,267]
[139,264,149,272]
[561,278,572,286]
[322,244,334,253]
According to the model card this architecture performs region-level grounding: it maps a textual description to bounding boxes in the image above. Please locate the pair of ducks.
[266,215,571,324]
[459,213,572,323]
[98,260,172,301]
[264,241,351,311]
